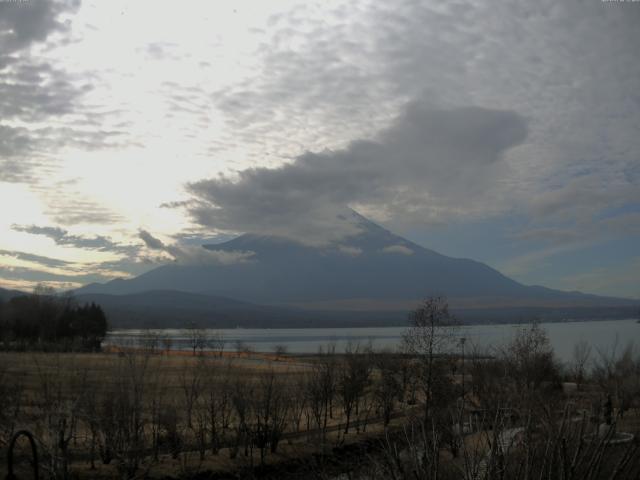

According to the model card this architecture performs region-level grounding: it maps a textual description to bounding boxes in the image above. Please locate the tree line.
[0,285,108,351]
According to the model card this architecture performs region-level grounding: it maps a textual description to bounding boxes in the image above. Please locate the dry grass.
[0,350,403,479]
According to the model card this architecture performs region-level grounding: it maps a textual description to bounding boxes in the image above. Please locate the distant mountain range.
[2,212,637,328]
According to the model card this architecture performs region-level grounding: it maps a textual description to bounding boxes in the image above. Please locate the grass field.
[0,348,414,479]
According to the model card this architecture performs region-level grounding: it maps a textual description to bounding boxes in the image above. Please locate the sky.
[0,0,639,298]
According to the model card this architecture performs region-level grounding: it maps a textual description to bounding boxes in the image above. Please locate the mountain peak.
[205,210,426,257]
[75,212,635,312]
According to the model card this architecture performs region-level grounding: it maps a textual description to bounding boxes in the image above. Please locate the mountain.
[76,212,635,320]
[75,290,295,328]
[75,290,407,328]
[0,287,25,302]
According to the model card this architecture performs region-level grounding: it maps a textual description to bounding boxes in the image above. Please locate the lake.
[104,318,639,363]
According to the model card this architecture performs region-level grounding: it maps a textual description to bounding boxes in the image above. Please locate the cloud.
[514,212,640,247]
[0,0,77,64]
[1,0,639,298]
[0,0,78,182]
[0,125,33,157]
[0,1,84,124]
[500,209,640,286]
[210,0,639,247]
[0,1,133,185]
[28,178,125,226]
[0,249,72,269]
[529,174,640,224]
[511,174,640,253]
[381,244,413,256]
[558,258,640,299]
[0,264,111,291]
[11,224,135,253]
[500,242,591,278]
[182,102,527,244]
[139,229,165,251]
[212,1,639,166]
[336,245,362,256]
[140,42,180,61]
[139,230,254,266]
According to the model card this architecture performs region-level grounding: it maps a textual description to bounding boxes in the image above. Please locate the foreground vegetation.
[0,297,639,479]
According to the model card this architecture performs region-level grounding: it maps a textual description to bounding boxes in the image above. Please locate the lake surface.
[104,318,639,363]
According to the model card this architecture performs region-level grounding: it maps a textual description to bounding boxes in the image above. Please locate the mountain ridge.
[75,213,634,313]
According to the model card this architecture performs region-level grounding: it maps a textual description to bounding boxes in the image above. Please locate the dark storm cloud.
[184,102,527,244]
[11,224,135,253]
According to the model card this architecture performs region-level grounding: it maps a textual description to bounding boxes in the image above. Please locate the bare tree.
[593,340,640,419]
[373,353,400,428]
[273,343,288,360]
[234,339,250,357]
[146,357,168,462]
[185,322,208,356]
[337,342,371,434]
[250,369,290,464]
[160,334,173,354]
[96,351,152,478]
[210,331,226,357]
[500,323,561,407]
[140,329,160,354]
[180,358,205,430]
[204,360,234,455]
[306,346,337,447]
[402,296,458,424]
[571,339,592,389]
[33,354,87,479]
[158,401,183,459]
[230,373,254,461]
[288,373,308,433]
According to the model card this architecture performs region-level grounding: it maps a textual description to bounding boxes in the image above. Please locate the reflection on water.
[104,318,639,362]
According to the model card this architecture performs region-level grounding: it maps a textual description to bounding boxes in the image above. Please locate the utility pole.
[460,337,466,435]
[460,337,466,403]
